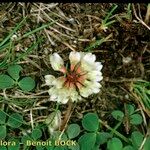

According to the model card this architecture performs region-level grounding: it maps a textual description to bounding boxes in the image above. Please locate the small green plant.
[133,81,150,111]
[126,3,132,20]
[0,110,7,139]
[66,124,80,150]
[66,124,80,140]
[0,110,24,150]
[116,3,132,22]
[0,17,55,69]
[100,4,118,31]
[0,111,149,150]
[0,139,20,150]
[121,130,150,150]
[78,113,105,150]
[0,110,24,139]
[42,111,148,150]
[77,112,149,150]
[84,33,112,52]
[21,127,43,150]
[111,104,143,126]
[0,64,35,91]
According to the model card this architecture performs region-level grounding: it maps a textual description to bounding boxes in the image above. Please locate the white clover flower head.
[45,51,103,104]
[45,110,61,135]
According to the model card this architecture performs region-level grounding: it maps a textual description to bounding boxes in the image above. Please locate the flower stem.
[99,119,131,143]
[60,100,73,131]
[59,100,74,140]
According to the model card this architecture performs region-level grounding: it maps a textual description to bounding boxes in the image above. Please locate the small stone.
[123,56,132,64]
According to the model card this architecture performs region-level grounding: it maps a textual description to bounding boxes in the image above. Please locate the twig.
[137,4,143,20]
[44,29,56,46]
[145,4,150,24]
[132,4,150,30]
[3,89,8,100]
[139,123,150,150]
[37,3,42,23]
[47,30,76,51]
[23,107,48,112]
[59,100,74,139]
[99,119,130,143]
[34,3,76,32]
[30,109,34,129]
[104,77,144,83]
[0,93,49,99]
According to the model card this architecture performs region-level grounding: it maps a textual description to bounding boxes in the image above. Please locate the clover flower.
[45,51,103,104]
[45,110,61,135]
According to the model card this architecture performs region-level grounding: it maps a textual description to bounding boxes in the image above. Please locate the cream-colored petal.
[91,82,102,88]
[84,80,92,87]
[94,62,103,71]
[57,94,69,104]
[80,80,101,97]
[92,87,100,93]
[95,75,103,82]
[48,88,58,102]
[60,97,69,104]
[48,87,56,95]
[90,82,102,93]
[54,77,65,89]
[70,89,79,102]
[83,53,96,63]
[87,71,103,82]
[81,59,98,72]
[45,75,56,85]
[50,94,58,101]
[54,88,70,104]
[80,62,92,72]
[69,51,81,65]
[50,53,64,71]
[79,86,92,97]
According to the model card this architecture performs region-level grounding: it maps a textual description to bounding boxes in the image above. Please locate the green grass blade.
[17,21,57,41]
[84,33,112,52]
[127,3,132,18]
[13,37,43,64]
[134,87,150,109]
[0,41,13,69]
[103,4,118,24]
[0,57,8,68]
[0,37,43,69]
[0,17,27,48]
[104,20,116,27]
[0,42,10,52]
[141,88,150,108]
